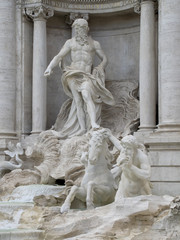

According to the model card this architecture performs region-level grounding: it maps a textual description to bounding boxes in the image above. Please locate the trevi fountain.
[0,0,180,239]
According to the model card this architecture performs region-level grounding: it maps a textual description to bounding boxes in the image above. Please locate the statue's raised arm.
[44,39,71,77]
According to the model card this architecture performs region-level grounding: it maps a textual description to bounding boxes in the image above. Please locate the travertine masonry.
[0,1,16,136]
[158,0,180,130]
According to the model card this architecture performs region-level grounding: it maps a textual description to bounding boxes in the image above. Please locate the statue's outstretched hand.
[44,67,53,77]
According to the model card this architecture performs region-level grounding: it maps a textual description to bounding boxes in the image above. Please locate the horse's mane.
[89,129,114,168]
[89,129,108,146]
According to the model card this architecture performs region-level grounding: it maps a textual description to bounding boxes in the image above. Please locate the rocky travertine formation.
[0,169,41,198]
[17,195,178,240]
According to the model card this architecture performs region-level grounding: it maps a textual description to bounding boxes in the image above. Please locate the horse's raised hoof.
[60,204,70,213]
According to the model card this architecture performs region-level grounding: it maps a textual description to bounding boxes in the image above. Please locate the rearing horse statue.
[61,128,119,213]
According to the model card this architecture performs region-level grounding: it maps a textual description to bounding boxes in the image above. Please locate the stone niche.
[46,12,140,134]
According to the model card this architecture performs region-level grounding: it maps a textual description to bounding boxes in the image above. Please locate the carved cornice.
[19,0,139,14]
[24,5,54,20]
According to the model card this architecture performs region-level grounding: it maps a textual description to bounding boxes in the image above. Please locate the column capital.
[24,5,54,21]
[65,13,89,25]
[134,0,157,14]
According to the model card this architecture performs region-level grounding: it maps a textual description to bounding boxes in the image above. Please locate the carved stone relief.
[21,0,139,13]
[101,80,139,137]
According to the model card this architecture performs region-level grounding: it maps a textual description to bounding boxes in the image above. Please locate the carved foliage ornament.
[25,5,54,20]
[134,0,157,14]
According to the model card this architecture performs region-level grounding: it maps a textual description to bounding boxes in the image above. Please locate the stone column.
[158,0,180,131]
[139,0,156,131]
[26,5,53,134]
[0,0,16,137]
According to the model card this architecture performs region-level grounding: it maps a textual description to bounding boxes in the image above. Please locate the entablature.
[17,0,139,14]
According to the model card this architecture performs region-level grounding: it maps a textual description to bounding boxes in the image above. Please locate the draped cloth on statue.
[53,67,115,138]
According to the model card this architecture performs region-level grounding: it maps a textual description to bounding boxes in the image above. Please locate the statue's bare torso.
[70,38,95,73]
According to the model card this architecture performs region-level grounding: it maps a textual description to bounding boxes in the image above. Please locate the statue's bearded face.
[74,24,89,45]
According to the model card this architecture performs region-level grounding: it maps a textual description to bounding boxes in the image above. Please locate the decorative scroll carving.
[24,4,54,20]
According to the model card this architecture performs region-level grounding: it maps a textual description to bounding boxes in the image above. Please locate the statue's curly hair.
[72,18,89,30]
[121,135,145,151]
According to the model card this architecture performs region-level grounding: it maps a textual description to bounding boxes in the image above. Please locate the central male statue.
[44,18,115,138]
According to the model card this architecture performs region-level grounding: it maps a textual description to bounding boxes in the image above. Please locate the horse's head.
[88,129,107,165]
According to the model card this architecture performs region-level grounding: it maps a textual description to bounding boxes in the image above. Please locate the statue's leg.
[81,89,100,129]
[115,180,125,201]
[68,80,86,133]
[86,181,95,209]
[60,186,86,213]
[61,185,79,213]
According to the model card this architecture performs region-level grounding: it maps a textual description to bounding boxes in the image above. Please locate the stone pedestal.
[26,5,53,134]
[158,0,180,131]
[146,132,180,196]
[139,0,156,131]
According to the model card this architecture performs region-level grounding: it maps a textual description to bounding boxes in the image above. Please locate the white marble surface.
[0,0,180,206]
[45,19,115,137]
[61,128,118,212]
[115,135,151,199]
